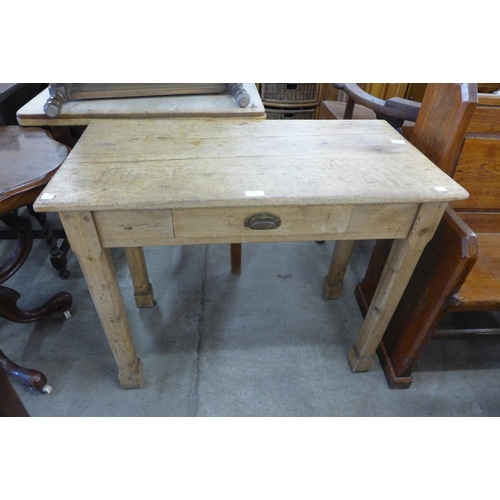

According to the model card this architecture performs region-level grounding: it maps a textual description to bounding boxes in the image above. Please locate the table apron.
[92,203,420,248]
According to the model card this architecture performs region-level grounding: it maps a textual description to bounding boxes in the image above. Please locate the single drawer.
[173,203,419,241]
[173,205,352,240]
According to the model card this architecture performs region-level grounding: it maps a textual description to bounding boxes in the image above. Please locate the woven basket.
[265,107,316,120]
[260,84,320,104]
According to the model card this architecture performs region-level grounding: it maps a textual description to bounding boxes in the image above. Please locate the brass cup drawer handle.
[244,212,282,230]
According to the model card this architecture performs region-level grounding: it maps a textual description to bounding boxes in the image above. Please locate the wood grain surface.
[34,119,468,213]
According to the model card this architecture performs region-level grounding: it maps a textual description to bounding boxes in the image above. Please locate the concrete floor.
[2,215,500,417]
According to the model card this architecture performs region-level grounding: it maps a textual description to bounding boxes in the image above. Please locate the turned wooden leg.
[0,349,52,394]
[27,205,70,279]
[348,203,447,372]
[43,84,68,118]
[60,211,143,389]
[0,212,33,283]
[230,243,242,274]
[322,240,355,299]
[230,84,250,108]
[125,247,154,308]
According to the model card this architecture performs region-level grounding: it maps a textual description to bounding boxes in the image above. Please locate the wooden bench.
[355,91,500,388]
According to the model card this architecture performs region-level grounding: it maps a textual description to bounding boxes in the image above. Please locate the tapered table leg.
[60,211,143,388]
[348,202,447,372]
[125,247,154,308]
[230,243,242,274]
[322,240,355,299]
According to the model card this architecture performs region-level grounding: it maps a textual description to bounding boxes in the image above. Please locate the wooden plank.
[34,119,469,213]
[457,211,500,233]
[67,83,229,99]
[454,233,500,311]
[467,106,500,134]
[477,93,500,106]
[451,137,500,210]
[16,84,265,126]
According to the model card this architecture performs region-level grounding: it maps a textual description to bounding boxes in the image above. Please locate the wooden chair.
[323,83,477,300]
[320,83,422,139]
[354,88,500,388]
[331,83,420,128]
[0,126,73,394]
[322,83,480,387]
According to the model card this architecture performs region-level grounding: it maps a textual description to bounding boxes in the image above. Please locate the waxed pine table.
[34,119,469,388]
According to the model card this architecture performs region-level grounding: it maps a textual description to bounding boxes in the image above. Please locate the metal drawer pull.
[244,212,282,230]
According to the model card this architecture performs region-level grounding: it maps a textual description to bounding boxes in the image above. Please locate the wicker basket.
[260,84,320,104]
[265,107,316,120]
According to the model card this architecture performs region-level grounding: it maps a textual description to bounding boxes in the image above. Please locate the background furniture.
[43,83,251,118]
[319,83,422,139]
[17,84,265,276]
[259,83,327,119]
[17,83,265,148]
[352,84,494,388]
[1,126,72,393]
[33,118,467,388]
[0,83,47,126]
[0,363,29,416]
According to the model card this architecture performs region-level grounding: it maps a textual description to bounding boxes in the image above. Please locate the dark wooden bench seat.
[456,232,500,311]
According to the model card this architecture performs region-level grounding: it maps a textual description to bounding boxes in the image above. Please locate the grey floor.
[2,214,500,417]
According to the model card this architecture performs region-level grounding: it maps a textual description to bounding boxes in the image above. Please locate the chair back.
[410,84,478,176]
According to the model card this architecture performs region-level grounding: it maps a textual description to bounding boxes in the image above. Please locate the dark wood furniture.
[0,363,29,417]
[318,83,424,139]
[0,126,73,393]
[0,83,47,126]
[351,84,497,388]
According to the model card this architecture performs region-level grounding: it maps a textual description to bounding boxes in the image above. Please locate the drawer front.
[93,203,419,247]
[173,203,418,241]
[94,209,174,247]
[173,205,352,239]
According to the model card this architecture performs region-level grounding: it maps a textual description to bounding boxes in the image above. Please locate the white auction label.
[245,191,265,197]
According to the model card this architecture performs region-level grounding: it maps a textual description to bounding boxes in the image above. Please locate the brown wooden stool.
[0,126,72,394]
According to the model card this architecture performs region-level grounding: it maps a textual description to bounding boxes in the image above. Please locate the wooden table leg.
[322,240,355,299]
[60,211,143,388]
[230,243,242,274]
[348,202,447,372]
[125,247,154,308]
